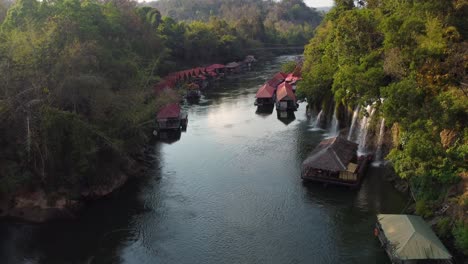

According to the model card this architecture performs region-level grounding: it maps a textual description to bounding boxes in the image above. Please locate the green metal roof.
[377,214,452,260]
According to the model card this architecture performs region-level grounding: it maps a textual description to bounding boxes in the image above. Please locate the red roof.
[206,64,225,71]
[285,73,294,82]
[157,103,181,119]
[276,82,296,102]
[273,72,286,82]
[267,77,283,88]
[255,84,276,98]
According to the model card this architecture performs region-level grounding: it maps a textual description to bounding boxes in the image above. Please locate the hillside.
[299,0,467,256]
[143,0,323,46]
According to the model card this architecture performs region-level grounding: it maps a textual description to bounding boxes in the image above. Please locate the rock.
[81,173,128,199]
[440,129,459,149]
[391,123,401,148]
[8,190,80,222]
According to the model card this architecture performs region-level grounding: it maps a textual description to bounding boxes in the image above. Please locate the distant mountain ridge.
[142,0,322,26]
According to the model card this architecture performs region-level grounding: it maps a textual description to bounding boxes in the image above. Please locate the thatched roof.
[302,137,357,172]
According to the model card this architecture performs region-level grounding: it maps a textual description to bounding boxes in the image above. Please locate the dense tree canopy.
[299,0,467,251]
[146,0,322,46]
[1,0,319,198]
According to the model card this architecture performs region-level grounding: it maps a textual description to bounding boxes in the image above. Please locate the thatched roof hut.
[302,137,357,172]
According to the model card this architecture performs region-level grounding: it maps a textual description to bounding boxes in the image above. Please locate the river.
[0,55,407,264]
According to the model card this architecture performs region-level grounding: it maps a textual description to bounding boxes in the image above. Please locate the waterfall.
[357,106,374,156]
[327,108,339,138]
[347,105,360,141]
[310,110,323,130]
[373,118,386,166]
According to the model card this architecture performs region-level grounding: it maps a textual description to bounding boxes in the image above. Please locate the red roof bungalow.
[156,103,188,131]
[207,64,225,71]
[206,64,225,76]
[254,84,276,106]
[276,82,297,111]
[273,72,287,82]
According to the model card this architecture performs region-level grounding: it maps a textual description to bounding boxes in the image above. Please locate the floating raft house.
[156,103,188,131]
[301,137,369,187]
[376,214,452,264]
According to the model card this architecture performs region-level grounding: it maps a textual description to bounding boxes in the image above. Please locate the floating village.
[153,57,456,264]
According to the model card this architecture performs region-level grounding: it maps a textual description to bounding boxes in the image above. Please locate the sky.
[303,0,334,7]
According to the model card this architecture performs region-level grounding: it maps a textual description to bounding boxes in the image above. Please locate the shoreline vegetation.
[0,0,466,260]
[0,0,321,221]
[297,0,467,258]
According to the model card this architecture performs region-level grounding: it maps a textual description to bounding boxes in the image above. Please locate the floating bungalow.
[276,82,298,111]
[255,83,276,106]
[186,83,201,99]
[267,72,287,88]
[301,137,370,187]
[375,214,452,264]
[156,103,188,131]
[206,64,225,77]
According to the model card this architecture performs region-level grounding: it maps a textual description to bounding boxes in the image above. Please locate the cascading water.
[372,118,386,166]
[357,106,374,156]
[310,110,323,130]
[326,108,339,138]
[347,106,360,141]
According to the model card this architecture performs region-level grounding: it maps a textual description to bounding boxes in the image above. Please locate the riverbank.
[0,145,154,222]
[0,55,409,263]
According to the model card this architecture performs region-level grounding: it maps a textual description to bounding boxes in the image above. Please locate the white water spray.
[357,106,375,156]
[372,118,386,166]
[311,110,323,130]
[327,108,339,138]
[347,105,360,141]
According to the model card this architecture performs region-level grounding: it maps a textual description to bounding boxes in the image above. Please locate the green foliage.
[281,61,296,73]
[0,0,323,198]
[301,0,467,206]
[146,0,322,47]
[436,217,452,239]
[453,222,468,255]
[415,200,434,218]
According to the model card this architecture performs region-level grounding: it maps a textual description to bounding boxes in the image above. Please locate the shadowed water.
[0,55,407,264]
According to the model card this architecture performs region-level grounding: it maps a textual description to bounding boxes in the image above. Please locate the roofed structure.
[276,82,296,102]
[377,214,452,262]
[302,137,358,172]
[157,103,181,120]
[255,84,276,99]
[225,62,240,68]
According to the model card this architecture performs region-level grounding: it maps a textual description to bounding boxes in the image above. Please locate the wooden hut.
[156,103,188,131]
[375,214,452,264]
[276,82,298,111]
[301,137,369,187]
[255,83,276,106]
[186,83,201,99]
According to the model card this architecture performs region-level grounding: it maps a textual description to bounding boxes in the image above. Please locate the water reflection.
[255,105,274,116]
[276,110,296,125]
[158,130,182,144]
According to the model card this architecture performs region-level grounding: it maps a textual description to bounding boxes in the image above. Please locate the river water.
[0,55,407,264]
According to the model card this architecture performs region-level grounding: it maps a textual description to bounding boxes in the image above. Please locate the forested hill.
[299,0,467,255]
[143,0,323,45]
